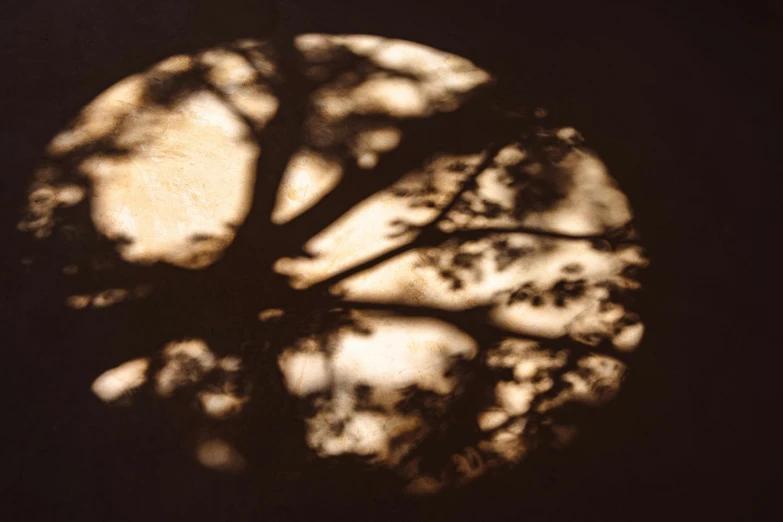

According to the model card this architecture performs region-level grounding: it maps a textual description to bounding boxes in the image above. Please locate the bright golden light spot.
[278,351,330,397]
[198,391,248,419]
[155,339,216,397]
[271,150,343,225]
[91,358,150,403]
[613,322,645,351]
[478,409,510,432]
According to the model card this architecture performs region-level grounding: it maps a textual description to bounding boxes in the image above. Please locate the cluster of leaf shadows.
[12,30,644,519]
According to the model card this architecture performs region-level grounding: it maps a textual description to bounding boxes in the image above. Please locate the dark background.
[1,1,775,520]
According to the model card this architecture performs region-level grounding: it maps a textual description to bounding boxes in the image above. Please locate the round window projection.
[18,34,647,495]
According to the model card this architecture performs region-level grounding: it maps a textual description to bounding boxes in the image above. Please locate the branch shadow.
[0,3,703,522]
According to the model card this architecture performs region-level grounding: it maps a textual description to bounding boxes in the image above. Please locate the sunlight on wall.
[88,91,260,268]
[273,153,480,287]
[156,339,218,397]
[401,340,627,494]
[273,133,647,349]
[22,35,490,273]
[21,47,279,269]
[27,32,648,495]
[352,126,402,169]
[272,34,489,225]
[268,90,646,489]
[278,312,477,464]
[296,34,491,119]
[90,338,248,423]
[271,149,343,225]
[92,357,151,403]
[446,145,632,235]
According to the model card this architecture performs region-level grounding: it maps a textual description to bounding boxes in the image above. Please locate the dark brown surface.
[1,1,774,520]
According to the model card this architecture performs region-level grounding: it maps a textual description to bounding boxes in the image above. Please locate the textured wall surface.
[18,33,646,494]
[3,1,772,521]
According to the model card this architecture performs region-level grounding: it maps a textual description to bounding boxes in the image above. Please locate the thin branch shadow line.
[442,225,638,244]
[304,147,504,292]
[427,141,502,225]
[202,72,267,141]
[271,87,504,254]
[307,223,631,295]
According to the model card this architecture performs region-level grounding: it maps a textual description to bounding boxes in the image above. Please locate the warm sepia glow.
[198,390,248,419]
[296,34,491,118]
[22,48,279,268]
[83,88,265,268]
[273,153,479,287]
[271,150,343,225]
[91,357,151,403]
[89,338,249,426]
[278,313,477,463]
[26,33,647,494]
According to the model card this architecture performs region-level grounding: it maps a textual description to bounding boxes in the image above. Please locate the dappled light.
[20,44,279,268]
[272,149,344,224]
[18,32,646,497]
[279,313,477,466]
[91,357,150,403]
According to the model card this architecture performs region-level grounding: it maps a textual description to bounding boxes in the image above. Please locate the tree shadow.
[7,3,739,522]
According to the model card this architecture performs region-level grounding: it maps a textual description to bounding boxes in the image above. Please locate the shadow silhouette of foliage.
[12,28,647,505]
